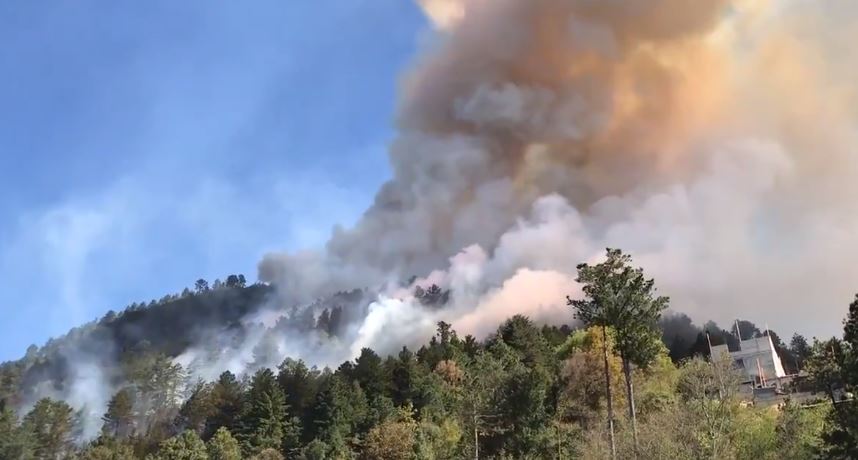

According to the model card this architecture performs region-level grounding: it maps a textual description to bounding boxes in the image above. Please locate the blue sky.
[0,1,427,361]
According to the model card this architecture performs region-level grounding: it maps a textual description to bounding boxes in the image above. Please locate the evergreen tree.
[817,295,858,458]
[23,398,75,460]
[152,430,207,460]
[299,439,329,460]
[568,248,668,456]
[0,399,32,460]
[175,381,214,435]
[277,359,321,421]
[845,293,858,380]
[131,354,185,426]
[789,333,812,371]
[806,337,848,404]
[194,279,208,293]
[102,387,136,439]
[206,427,242,460]
[312,374,368,455]
[205,371,244,439]
[79,437,135,460]
[490,316,555,455]
[389,347,418,407]
[239,368,299,456]
[251,448,284,460]
[352,348,385,401]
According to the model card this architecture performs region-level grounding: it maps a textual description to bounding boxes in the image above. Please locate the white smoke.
[256,0,858,353]
[22,344,116,442]
[22,0,858,442]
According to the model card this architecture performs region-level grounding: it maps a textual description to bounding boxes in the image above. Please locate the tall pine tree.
[238,368,299,456]
[23,398,76,460]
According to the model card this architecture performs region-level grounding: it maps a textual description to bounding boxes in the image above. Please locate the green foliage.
[103,387,136,439]
[775,401,826,459]
[733,408,778,460]
[175,381,214,435]
[299,439,329,460]
[789,333,812,370]
[388,347,419,407]
[814,296,858,458]
[569,248,669,369]
[312,374,368,453]
[676,355,741,458]
[23,397,76,460]
[127,353,186,431]
[151,430,207,460]
[251,447,284,459]
[277,359,322,419]
[0,400,32,460]
[205,371,244,439]
[362,408,417,460]
[352,348,386,401]
[6,267,856,459]
[806,337,848,400]
[206,427,241,460]
[80,437,136,460]
[238,368,298,456]
[491,322,554,455]
[569,248,669,454]
[414,417,462,460]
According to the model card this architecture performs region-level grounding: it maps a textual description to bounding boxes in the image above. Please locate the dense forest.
[1,251,857,459]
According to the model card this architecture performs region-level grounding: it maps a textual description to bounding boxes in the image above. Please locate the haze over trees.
[0,264,855,458]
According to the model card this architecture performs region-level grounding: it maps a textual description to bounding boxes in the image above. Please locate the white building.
[711,334,787,386]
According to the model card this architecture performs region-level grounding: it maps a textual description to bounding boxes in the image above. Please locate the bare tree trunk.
[602,325,617,460]
[474,412,479,460]
[622,356,639,457]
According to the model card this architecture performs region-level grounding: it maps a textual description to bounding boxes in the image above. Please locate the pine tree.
[206,427,241,460]
[789,333,812,370]
[152,430,207,460]
[312,374,368,454]
[102,387,136,439]
[175,381,214,435]
[353,348,385,401]
[276,358,322,442]
[205,371,244,440]
[817,295,858,457]
[79,437,135,460]
[23,398,75,460]
[568,248,669,458]
[389,347,418,407]
[239,368,299,456]
[0,399,32,460]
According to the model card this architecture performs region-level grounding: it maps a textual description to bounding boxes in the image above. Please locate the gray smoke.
[259,0,858,344]
[20,1,858,440]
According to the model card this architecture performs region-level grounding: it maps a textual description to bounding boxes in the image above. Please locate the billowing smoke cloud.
[258,0,858,349]
[20,1,858,438]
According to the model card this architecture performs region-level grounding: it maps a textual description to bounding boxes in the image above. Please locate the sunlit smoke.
[259,0,858,348]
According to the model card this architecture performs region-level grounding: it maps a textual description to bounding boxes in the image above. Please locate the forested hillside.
[1,261,857,459]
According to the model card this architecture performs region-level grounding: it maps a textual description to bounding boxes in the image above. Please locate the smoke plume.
[16,1,858,440]
[259,0,858,348]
